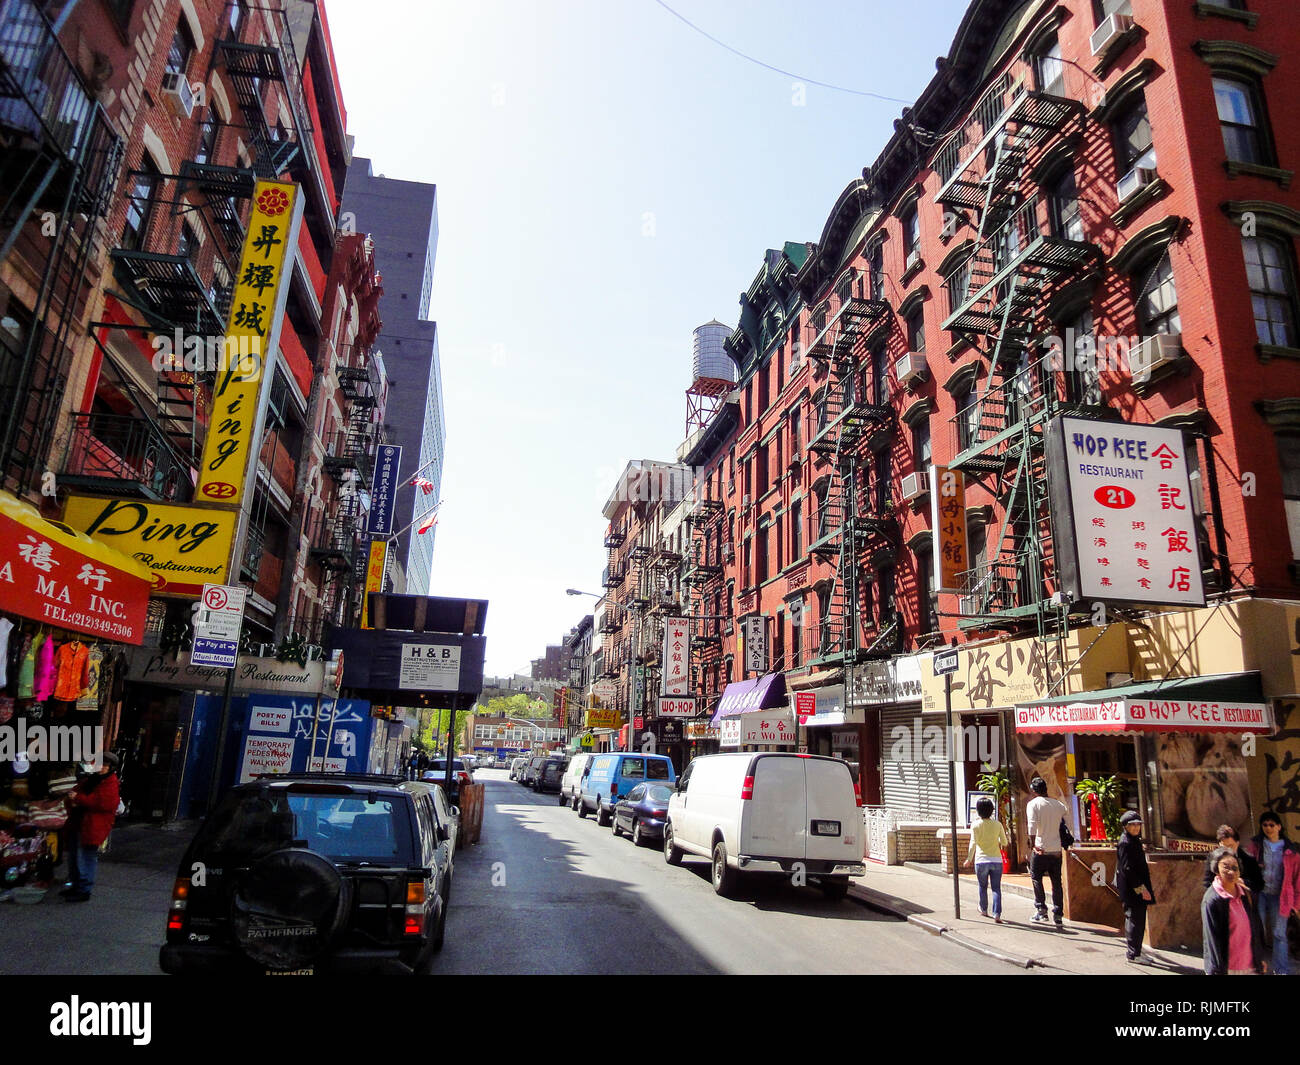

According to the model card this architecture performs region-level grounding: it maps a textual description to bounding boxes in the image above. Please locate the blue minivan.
[577,753,675,826]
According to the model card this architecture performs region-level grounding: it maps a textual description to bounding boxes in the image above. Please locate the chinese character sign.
[196,180,303,507]
[1048,416,1205,607]
[366,444,403,536]
[743,616,766,675]
[929,464,969,593]
[662,617,690,696]
[360,540,387,629]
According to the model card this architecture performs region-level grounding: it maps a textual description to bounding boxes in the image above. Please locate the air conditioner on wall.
[1116,166,1156,203]
[958,595,980,617]
[161,70,195,118]
[901,471,928,502]
[1128,332,1182,384]
[895,352,929,386]
[1090,12,1134,56]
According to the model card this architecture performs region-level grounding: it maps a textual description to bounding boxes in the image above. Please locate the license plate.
[811,820,841,836]
[266,968,315,976]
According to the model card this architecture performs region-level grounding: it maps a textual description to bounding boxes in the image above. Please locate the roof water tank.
[692,321,736,383]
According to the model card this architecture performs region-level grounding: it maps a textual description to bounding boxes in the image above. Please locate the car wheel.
[821,876,850,901]
[576,798,587,819]
[431,886,449,951]
[596,801,611,827]
[632,821,644,847]
[711,840,737,897]
[558,792,567,806]
[612,814,622,837]
[663,824,683,866]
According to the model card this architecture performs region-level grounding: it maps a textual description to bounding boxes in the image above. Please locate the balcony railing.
[953,555,1044,623]
[61,411,191,500]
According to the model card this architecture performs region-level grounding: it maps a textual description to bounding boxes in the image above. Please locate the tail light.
[853,779,863,807]
[740,775,754,800]
[167,877,191,932]
[405,880,427,936]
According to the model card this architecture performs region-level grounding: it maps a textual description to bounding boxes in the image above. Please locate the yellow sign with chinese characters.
[61,494,238,597]
[586,708,621,729]
[361,540,387,628]
[930,464,969,593]
[196,179,303,507]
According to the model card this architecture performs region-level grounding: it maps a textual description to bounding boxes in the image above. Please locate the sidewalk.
[849,861,1202,975]
[0,821,191,975]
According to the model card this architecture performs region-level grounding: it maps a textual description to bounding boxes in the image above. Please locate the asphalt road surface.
[432,769,1023,975]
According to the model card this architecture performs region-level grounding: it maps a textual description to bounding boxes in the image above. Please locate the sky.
[327,0,973,676]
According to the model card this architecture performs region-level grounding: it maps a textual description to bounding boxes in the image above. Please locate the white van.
[663,752,865,899]
[558,753,592,808]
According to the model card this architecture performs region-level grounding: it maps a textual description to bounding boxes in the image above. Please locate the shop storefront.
[684,720,719,760]
[0,490,153,898]
[713,673,788,753]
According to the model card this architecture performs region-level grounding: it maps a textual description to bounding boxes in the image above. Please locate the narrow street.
[434,771,1021,975]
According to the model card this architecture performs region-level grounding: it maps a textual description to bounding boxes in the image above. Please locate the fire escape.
[684,495,725,703]
[804,272,894,665]
[0,1,123,493]
[936,66,1096,636]
[598,524,625,680]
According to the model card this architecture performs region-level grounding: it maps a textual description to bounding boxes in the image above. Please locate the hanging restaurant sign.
[929,464,968,593]
[0,489,151,644]
[662,616,690,696]
[1015,698,1272,734]
[1046,416,1205,608]
[196,179,304,508]
[61,495,236,597]
[360,539,387,629]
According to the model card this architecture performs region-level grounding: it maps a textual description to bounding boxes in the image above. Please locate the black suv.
[160,774,454,975]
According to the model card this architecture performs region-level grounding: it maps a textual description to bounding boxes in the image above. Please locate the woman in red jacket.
[62,752,120,902]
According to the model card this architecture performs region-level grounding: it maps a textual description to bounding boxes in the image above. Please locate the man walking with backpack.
[1026,776,1070,928]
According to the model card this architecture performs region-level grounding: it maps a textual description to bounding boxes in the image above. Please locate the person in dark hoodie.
[1202,824,1263,895]
[1116,810,1156,964]
[1202,848,1266,975]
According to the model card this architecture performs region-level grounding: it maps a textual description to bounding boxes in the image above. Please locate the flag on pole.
[411,477,435,495]
[416,510,438,534]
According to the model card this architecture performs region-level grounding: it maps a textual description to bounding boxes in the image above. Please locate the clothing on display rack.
[16,631,35,699]
[0,617,12,689]
[53,640,89,702]
[33,633,56,702]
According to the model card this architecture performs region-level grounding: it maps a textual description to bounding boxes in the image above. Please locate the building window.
[1093,0,1133,21]
[1276,435,1300,561]
[1213,77,1271,166]
[166,21,196,76]
[956,381,979,451]
[906,307,926,354]
[1244,235,1298,347]
[1035,37,1065,97]
[912,413,931,468]
[872,344,889,406]
[194,116,220,165]
[1113,97,1156,175]
[1136,253,1181,335]
[791,499,802,559]
[121,160,160,250]
[1047,167,1084,242]
[756,527,768,584]
[868,242,885,301]
[1062,308,1100,405]
[789,406,800,455]
[944,257,971,317]
[916,553,936,636]
[902,207,920,269]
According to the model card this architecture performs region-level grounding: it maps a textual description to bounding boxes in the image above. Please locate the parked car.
[509,756,529,781]
[523,753,548,789]
[535,756,568,795]
[160,774,454,975]
[425,758,473,803]
[559,753,592,808]
[577,753,675,825]
[662,752,864,899]
[612,782,674,846]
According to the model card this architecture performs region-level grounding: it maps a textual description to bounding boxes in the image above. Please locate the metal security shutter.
[880,706,949,821]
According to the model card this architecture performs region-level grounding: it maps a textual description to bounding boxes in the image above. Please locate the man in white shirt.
[1026,775,1070,927]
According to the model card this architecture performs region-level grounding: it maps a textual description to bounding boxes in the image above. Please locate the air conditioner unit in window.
[1128,332,1182,384]
[896,352,929,386]
[1116,166,1156,203]
[161,70,195,118]
[958,595,981,617]
[1090,12,1134,56]
[901,471,928,502]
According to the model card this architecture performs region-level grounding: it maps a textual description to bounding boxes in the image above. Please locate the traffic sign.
[933,649,959,676]
[192,583,247,668]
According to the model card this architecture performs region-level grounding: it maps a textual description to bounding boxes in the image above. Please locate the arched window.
[1244,235,1299,347]
[1136,253,1180,335]
[1213,77,1270,165]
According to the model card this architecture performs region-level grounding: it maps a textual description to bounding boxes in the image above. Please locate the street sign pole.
[932,647,961,921]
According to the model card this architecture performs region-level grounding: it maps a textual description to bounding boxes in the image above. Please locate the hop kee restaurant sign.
[0,490,151,644]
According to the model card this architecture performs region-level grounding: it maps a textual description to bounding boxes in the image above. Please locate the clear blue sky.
[328,0,971,675]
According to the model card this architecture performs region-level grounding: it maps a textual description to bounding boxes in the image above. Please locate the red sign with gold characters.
[930,464,968,594]
[0,491,151,644]
[197,180,303,507]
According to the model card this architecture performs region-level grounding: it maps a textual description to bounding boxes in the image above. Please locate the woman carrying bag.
[61,752,120,903]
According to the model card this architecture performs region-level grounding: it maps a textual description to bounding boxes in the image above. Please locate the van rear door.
[804,758,859,864]
[742,755,805,859]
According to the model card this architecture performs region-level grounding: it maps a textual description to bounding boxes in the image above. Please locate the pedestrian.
[61,752,121,903]
[1202,848,1265,975]
[1241,811,1300,975]
[1116,810,1156,964]
[965,796,1008,923]
[1025,776,1069,927]
[1201,824,1263,895]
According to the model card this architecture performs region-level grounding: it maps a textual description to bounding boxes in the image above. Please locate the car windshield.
[197,788,414,866]
[646,760,671,780]
[646,785,674,804]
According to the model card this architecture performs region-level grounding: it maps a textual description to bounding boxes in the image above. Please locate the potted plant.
[976,764,1015,871]
[1075,775,1123,841]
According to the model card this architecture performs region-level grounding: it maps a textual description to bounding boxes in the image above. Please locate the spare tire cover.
[230,848,347,970]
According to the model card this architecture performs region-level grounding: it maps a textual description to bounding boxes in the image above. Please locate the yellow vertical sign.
[196,180,302,506]
[930,464,969,593]
[361,540,387,629]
